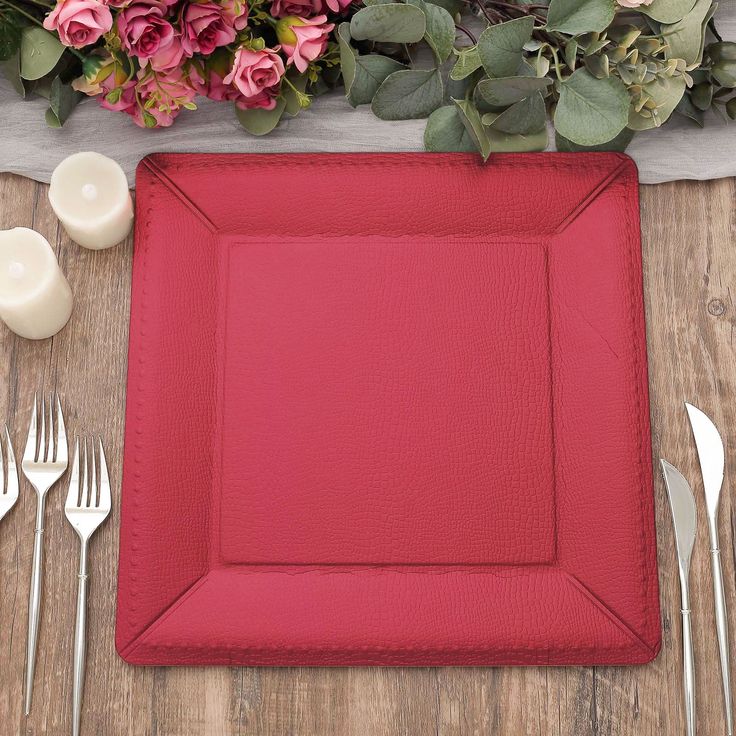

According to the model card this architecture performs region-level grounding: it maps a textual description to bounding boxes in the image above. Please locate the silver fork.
[65,438,111,736]
[0,425,19,522]
[22,393,68,715]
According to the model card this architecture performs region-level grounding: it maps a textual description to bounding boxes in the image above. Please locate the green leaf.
[0,8,23,62]
[350,4,426,43]
[476,75,551,106]
[283,73,308,116]
[555,127,634,152]
[424,105,476,152]
[352,54,407,106]
[627,74,687,130]
[675,93,705,126]
[235,97,287,135]
[554,68,629,146]
[19,26,65,81]
[662,0,713,69]
[450,45,482,80]
[1,51,25,96]
[45,75,80,127]
[453,98,491,160]
[639,0,697,24]
[546,0,615,34]
[425,0,462,14]
[483,112,549,151]
[478,17,534,78]
[362,0,394,5]
[484,91,546,134]
[408,0,455,63]
[371,68,443,119]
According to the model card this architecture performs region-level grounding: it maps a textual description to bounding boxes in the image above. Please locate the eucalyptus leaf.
[450,46,482,80]
[20,26,65,81]
[483,114,549,152]
[453,98,491,160]
[1,51,25,96]
[476,75,551,106]
[478,17,534,78]
[555,127,635,152]
[627,73,687,129]
[424,105,477,152]
[484,91,546,134]
[45,75,80,127]
[662,0,713,69]
[350,4,426,43]
[639,0,697,23]
[425,0,463,15]
[675,91,705,125]
[371,68,443,119]
[236,97,287,135]
[283,73,308,116]
[362,0,394,5]
[545,0,615,34]
[554,68,629,145]
[408,0,455,63]
[351,54,407,106]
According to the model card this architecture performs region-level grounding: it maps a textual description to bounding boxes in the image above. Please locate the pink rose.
[270,0,320,18]
[275,15,333,73]
[43,0,112,49]
[221,0,249,30]
[223,47,284,110]
[180,1,241,56]
[616,0,653,6]
[320,0,351,13]
[147,33,185,71]
[116,0,175,60]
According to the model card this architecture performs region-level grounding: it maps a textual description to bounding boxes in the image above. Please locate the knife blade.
[685,402,733,736]
[661,459,697,736]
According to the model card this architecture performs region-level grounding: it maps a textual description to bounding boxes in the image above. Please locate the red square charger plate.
[116,152,661,666]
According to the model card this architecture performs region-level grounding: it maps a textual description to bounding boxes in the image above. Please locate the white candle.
[0,228,73,340]
[49,152,134,250]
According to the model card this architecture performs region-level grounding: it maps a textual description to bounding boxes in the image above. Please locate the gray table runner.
[2,3,735,186]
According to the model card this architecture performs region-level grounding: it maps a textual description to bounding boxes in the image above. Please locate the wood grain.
[0,172,734,736]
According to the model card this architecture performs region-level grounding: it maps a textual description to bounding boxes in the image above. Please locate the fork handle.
[72,541,89,736]
[710,546,733,736]
[24,498,46,715]
[681,606,696,736]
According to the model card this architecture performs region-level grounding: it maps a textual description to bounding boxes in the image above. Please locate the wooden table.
[0,172,734,736]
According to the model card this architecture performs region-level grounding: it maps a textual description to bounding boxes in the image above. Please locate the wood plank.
[0,172,733,735]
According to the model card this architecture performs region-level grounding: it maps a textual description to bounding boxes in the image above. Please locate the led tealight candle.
[0,228,73,340]
[49,152,133,250]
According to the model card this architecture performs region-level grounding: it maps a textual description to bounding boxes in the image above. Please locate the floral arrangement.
[0,0,734,155]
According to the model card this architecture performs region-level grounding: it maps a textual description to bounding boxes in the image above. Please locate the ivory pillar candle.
[49,152,133,250]
[0,228,73,340]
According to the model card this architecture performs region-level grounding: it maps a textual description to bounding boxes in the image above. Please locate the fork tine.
[98,439,111,512]
[5,425,18,500]
[90,440,97,507]
[65,438,80,510]
[23,394,38,463]
[81,438,90,508]
[39,395,46,463]
[56,395,68,466]
[46,394,54,463]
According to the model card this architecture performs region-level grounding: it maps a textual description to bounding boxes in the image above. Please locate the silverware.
[64,438,111,736]
[661,459,697,736]
[685,402,733,736]
[22,394,68,715]
[0,426,18,522]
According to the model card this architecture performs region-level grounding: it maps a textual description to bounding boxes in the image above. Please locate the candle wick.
[8,261,25,280]
[81,183,98,202]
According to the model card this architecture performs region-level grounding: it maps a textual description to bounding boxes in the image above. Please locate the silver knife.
[686,402,733,736]
[662,459,697,736]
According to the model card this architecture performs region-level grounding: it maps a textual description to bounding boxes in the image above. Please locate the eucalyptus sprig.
[339,0,735,158]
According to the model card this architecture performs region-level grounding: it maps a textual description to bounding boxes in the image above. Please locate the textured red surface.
[116,152,660,666]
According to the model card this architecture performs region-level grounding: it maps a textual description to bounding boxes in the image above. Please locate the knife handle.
[711,547,733,736]
[681,607,696,736]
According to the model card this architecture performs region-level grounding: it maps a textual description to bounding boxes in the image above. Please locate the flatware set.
[0,394,111,735]
[663,402,734,736]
